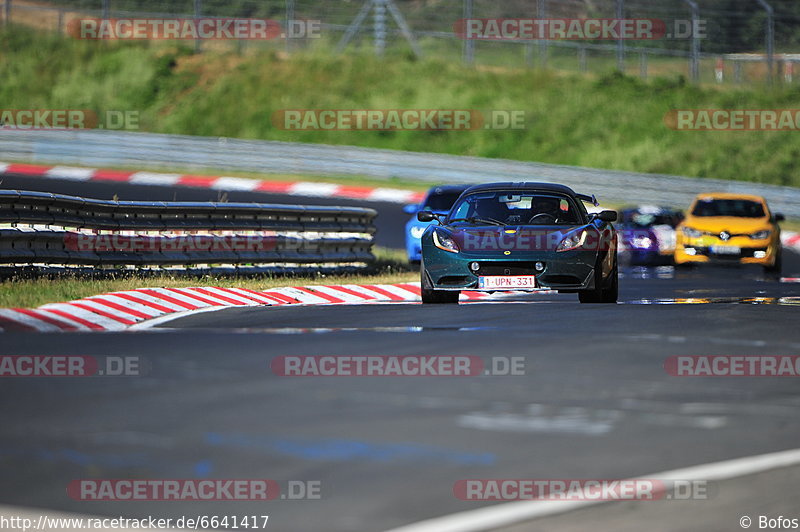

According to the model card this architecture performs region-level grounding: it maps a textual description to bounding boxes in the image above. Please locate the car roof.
[461,182,580,196]
[693,192,766,203]
[426,184,471,194]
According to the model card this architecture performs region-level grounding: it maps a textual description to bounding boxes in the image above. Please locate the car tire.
[763,247,782,276]
[579,257,618,304]
[420,262,459,304]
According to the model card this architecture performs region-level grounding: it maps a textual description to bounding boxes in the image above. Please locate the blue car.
[403,185,470,263]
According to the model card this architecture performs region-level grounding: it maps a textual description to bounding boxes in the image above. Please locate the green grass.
[3,26,800,188]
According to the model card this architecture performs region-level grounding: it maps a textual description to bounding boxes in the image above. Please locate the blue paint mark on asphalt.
[204,432,495,466]
[193,460,214,476]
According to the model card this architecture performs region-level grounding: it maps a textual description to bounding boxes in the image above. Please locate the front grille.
[474,261,537,276]
[696,247,766,259]
[438,275,472,286]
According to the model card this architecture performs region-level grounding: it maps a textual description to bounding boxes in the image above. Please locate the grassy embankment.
[2,26,800,186]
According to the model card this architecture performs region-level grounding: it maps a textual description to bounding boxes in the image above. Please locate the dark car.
[418,182,618,304]
[617,205,683,266]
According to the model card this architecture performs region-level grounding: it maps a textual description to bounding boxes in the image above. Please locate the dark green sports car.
[417,182,619,304]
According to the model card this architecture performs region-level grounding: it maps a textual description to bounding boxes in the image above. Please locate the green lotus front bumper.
[421,243,599,292]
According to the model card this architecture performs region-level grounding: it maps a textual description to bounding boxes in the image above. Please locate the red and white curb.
[0,283,540,332]
[0,162,425,204]
[781,231,800,283]
[783,231,800,250]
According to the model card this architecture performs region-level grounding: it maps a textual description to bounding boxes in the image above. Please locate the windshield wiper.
[447,217,505,226]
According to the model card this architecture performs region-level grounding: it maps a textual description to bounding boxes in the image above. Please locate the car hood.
[682,216,772,234]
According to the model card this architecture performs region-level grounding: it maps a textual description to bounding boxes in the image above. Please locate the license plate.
[711,245,741,255]
[478,276,536,289]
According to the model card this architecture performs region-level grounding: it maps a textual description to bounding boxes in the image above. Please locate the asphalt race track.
[1,176,800,531]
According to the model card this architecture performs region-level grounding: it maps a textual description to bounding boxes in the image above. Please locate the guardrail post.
[102,0,109,20]
[755,0,774,85]
[578,46,587,72]
[4,0,11,26]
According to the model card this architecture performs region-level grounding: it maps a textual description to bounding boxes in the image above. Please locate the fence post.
[194,0,202,53]
[463,0,474,65]
[683,0,700,82]
[755,0,774,85]
[616,0,624,72]
[285,0,294,54]
[58,9,64,34]
[374,0,386,56]
[639,52,647,79]
[537,0,547,67]
[102,0,109,19]
[4,0,10,26]
[578,47,587,72]
[734,60,743,83]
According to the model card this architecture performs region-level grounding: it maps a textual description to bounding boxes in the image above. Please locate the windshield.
[691,199,765,218]
[622,209,682,227]
[423,190,465,212]
[448,191,584,225]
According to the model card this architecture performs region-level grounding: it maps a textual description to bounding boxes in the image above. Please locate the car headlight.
[682,227,702,238]
[631,236,653,249]
[410,226,427,239]
[432,229,459,253]
[750,230,771,240]
[556,230,588,252]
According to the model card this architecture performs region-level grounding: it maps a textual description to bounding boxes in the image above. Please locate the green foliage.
[2,26,799,186]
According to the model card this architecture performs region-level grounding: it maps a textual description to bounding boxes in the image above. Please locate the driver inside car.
[529,198,561,224]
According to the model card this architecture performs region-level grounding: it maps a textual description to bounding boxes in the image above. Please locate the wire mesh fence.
[2,0,799,83]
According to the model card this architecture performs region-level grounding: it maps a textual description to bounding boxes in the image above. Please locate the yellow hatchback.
[675,193,784,274]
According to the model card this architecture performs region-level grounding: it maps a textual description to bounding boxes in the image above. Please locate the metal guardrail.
[2,129,800,218]
[0,190,376,269]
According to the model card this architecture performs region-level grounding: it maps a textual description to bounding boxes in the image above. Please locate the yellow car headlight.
[682,227,703,238]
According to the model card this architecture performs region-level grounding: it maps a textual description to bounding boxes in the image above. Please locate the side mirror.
[774,213,785,222]
[403,204,420,215]
[598,210,617,222]
[417,211,436,222]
